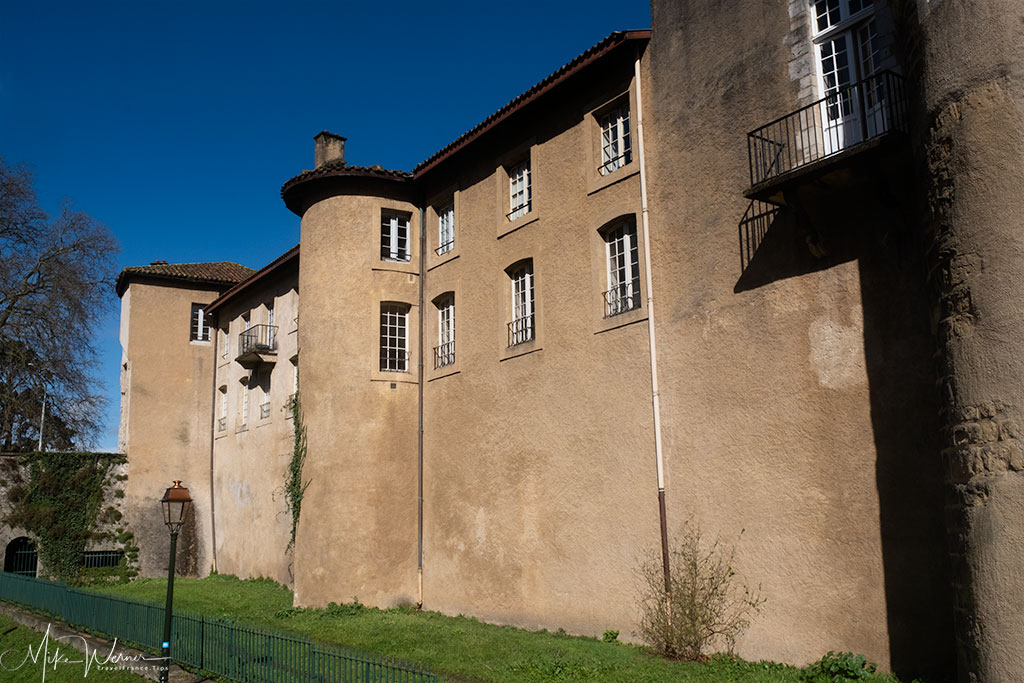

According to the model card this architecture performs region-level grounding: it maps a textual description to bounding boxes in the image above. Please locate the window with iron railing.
[598,103,632,175]
[260,402,271,420]
[603,221,641,317]
[437,204,454,255]
[507,160,531,221]
[434,295,454,368]
[507,262,534,346]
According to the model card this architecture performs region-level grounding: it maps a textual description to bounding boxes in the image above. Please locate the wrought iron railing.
[217,417,227,432]
[260,402,271,420]
[238,324,277,356]
[0,572,438,683]
[433,341,455,369]
[603,282,641,317]
[435,240,454,256]
[507,315,534,347]
[747,70,908,188]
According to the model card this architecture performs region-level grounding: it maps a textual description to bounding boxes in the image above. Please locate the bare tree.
[0,159,118,451]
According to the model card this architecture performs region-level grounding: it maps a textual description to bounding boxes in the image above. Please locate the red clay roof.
[206,245,299,316]
[413,30,650,177]
[116,261,255,297]
[281,161,412,196]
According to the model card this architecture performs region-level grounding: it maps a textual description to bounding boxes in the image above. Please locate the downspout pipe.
[635,49,671,596]
[208,319,219,574]
[417,206,425,608]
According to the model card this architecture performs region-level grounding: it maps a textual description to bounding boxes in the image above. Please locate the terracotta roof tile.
[414,30,650,176]
[281,161,412,196]
[116,261,255,296]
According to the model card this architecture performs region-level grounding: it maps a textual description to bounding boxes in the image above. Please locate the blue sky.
[0,1,651,451]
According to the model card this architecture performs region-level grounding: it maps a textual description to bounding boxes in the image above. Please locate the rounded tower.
[282,133,421,607]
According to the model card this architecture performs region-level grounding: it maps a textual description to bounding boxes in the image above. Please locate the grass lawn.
[0,612,147,682]
[91,574,901,683]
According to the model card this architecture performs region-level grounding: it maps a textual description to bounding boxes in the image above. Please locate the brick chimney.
[314,131,346,168]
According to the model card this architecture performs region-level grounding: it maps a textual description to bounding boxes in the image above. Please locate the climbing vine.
[284,393,309,553]
[2,451,136,584]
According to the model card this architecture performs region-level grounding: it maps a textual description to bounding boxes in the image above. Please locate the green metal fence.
[0,572,438,682]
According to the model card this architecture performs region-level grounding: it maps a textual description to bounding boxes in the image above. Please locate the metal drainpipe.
[635,50,671,596]
[417,205,426,608]
[208,319,219,574]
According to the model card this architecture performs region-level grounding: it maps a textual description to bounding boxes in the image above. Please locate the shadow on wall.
[732,189,955,680]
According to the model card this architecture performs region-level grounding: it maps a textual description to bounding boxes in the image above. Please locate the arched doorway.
[3,537,37,577]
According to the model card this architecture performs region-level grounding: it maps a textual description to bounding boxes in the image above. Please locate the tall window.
[381,211,410,262]
[259,372,271,419]
[598,104,632,175]
[434,295,454,369]
[240,379,249,425]
[508,261,534,346]
[218,387,227,432]
[380,304,409,372]
[604,221,641,316]
[220,327,229,358]
[507,160,531,221]
[437,204,454,255]
[190,304,210,341]
[813,0,881,149]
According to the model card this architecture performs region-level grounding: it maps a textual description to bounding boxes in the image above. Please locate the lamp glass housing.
[161,481,192,533]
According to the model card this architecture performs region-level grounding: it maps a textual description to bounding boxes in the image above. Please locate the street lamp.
[159,481,191,683]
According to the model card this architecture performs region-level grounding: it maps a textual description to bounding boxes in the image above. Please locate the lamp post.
[159,481,192,683]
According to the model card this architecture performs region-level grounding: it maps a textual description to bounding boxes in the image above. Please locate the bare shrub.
[636,523,765,660]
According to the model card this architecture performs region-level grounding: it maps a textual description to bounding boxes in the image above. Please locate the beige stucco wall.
[645,0,950,674]
[294,191,420,608]
[119,281,218,578]
[211,274,298,586]
[416,61,661,637]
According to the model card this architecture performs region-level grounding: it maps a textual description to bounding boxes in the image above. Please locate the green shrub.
[804,651,878,682]
[602,629,620,643]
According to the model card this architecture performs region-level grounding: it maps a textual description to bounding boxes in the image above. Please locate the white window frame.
[190,304,210,342]
[435,295,454,368]
[218,387,227,432]
[604,222,641,317]
[240,380,249,425]
[508,262,534,346]
[381,211,410,262]
[507,161,531,221]
[220,327,229,359]
[380,303,409,372]
[259,373,271,420]
[598,104,632,175]
[437,204,454,255]
[812,0,880,151]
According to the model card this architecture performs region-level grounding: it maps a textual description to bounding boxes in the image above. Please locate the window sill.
[498,214,540,240]
[428,368,461,382]
[587,166,639,196]
[500,343,542,362]
[428,252,460,272]
[595,308,648,335]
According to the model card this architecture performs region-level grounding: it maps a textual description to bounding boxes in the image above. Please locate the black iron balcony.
[236,324,278,368]
[434,341,455,369]
[603,281,641,317]
[507,314,535,347]
[746,70,908,201]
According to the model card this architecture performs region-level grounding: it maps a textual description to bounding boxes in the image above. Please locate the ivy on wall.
[284,394,309,554]
[2,452,137,584]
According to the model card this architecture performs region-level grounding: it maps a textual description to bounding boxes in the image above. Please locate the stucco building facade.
[114,3,1023,680]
